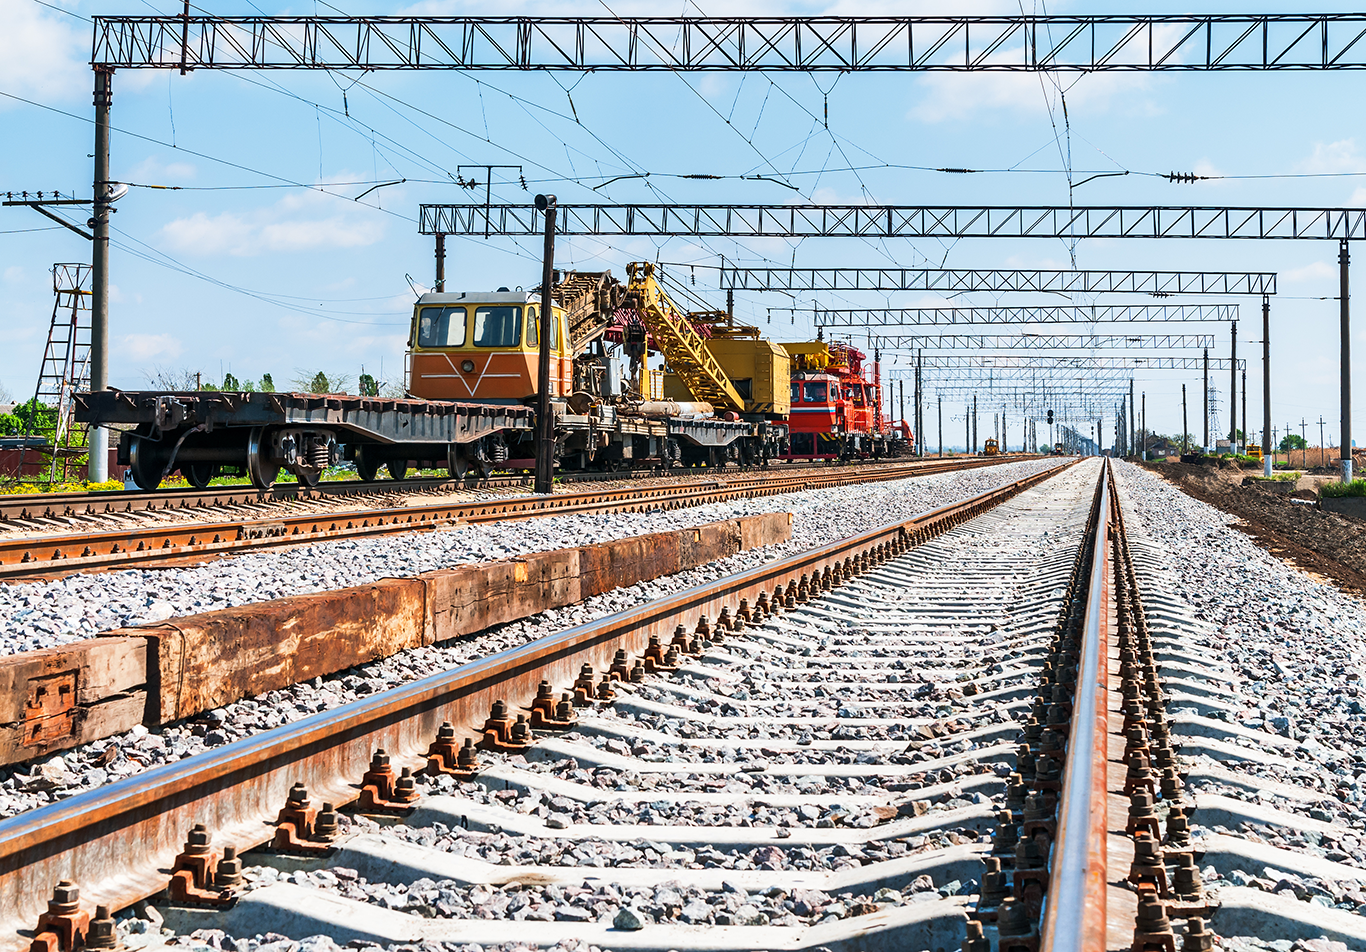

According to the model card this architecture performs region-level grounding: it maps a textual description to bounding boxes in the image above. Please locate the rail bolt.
[314,802,340,840]
[608,650,632,681]
[754,592,771,617]
[1128,832,1170,896]
[573,665,598,704]
[1159,766,1184,801]
[84,905,121,951]
[717,607,733,631]
[1126,790,1162,839]
[976,856,1011,913]
[628,660,646,683]
[457,738,480,771]
[393,767,419,804]
[669,625,692,655]
[1124,751,1157,798]
[1130,889,1176,952]
[962,920,990,952]
[1181,917,1215,952]
[1164,805,1192,848]
[1171,851,1203,899]
[216,846,244,888]
[509,714,534,744]
[736,598,753,623]
[31,880,90,952]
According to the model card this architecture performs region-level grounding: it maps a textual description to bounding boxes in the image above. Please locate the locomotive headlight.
[461,360,475,373]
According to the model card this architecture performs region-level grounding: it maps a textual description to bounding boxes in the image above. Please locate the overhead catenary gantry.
[868,333,1216,350]
[92,14,1366,71]
[899,355,1245,371]
[82,11,1361,484]
[807,304,1239,326]
[711,268,1275,295]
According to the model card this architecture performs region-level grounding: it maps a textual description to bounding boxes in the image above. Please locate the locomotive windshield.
[473,306,523,347]
[417,306,467,348]
[525,306,559,349]
[802,381,829,403]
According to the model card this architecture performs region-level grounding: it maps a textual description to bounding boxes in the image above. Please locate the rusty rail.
[0,461,1071,948]
[0,456,1022,578]
[1040,458,1112,951]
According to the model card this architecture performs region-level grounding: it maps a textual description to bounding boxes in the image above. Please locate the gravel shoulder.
[0,458,1061,819]
[1140,460,1366,597]
[1115,462,1366,938]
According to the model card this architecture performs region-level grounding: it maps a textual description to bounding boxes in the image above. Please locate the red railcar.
[781,341,907,460]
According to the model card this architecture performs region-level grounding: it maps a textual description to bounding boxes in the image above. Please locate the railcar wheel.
[446,443,470,480]
[127,427,164,491]
[354,447,381,482]
[386,459,408,481]
[245,426,280,490]
[184,462,216,490]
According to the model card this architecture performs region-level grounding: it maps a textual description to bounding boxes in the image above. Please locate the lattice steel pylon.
[20,264,93,482]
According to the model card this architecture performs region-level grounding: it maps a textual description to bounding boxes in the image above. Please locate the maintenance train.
[77,264,909,490]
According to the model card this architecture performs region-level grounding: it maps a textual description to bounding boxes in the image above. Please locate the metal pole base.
[1343,459,1355,484]
[1263,457,1272,477]
[88,427,109,482]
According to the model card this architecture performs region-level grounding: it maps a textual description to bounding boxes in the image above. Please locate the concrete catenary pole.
[1341,240,1353,482]
[1262,294,1272,477]
[1182,383,1189,455]
[937,395,943,457]
[1141,392,1147,460]
[1229,321,1238,450]
[88,67,114,482]
[533,194,558,495]
[1202,347,1210,452]
[434,233,446,291]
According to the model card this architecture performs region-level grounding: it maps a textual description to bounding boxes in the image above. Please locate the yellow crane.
[622,262,748,413]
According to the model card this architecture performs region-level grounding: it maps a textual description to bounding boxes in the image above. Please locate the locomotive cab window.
[790,382,802,404]
[473,306,522,347]
[525,306,560,350]
[802,382,828,404]
[416,306,467,348]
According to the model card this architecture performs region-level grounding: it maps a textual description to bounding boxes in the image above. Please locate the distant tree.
[1279,434,1308,451]
[240,379,256,393]
[0,380,12,405]
[259,373,275,392]
[144,366,200,391]
[222,372,241,391]
[292,371,351,394]
[358,372,379,397]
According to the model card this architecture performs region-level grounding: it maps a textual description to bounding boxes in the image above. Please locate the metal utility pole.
[972,394,978,453]
[937,395,943,457]
[1229,321,1238,450]
[88,68,113,483]
[1262,294,1272,476]
[533,194,558,495]
[434,234,446,291]
[1241,370,1248,457]
[1202,347,1210,452]
[915,350,923,458]
[1182,384,1189,454]
[1301,419,1308,469]
[899,380,906,438]
[1129,379,1135,458]
[964,407,970,456]
[1319,416,1327,470]
[1341,240,1353,482]
[1141,392,1147,460]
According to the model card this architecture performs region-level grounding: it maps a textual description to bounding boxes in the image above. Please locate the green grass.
[1320,479,1366,499]
[1248,472,1300,483]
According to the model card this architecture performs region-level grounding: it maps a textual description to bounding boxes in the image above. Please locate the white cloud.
[159,190,387,256]
[1298,140,1366,175]
[910,68,1159,124]
[3,266,23,284]
[118,333,184,361]
[128,156,199,184]
[1351,186,1366,207]
[0,0,86,106]
[1283,261,1336,284]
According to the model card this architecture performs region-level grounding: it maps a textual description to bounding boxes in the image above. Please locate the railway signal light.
[1047,410,1054,424]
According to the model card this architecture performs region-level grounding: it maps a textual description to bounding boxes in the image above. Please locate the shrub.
[1320,479,1366,498]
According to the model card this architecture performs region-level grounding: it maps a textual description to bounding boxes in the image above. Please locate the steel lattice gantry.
[419,204,1366,240]
[715,268,1275,295]
[807,304,1239,326]
[897,355,1246,371]
[865,333,1216,350]
[92,15,1366,71]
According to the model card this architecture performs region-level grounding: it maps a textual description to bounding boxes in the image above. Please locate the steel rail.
[0,460,1074,948]
[0,457,1022,578]
[0,457,893,524]
[1040,458,1112,951]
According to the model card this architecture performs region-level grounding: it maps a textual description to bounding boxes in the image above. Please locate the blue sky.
[3,0,1365,449]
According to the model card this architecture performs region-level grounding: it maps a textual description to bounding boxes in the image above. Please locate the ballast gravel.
[0,459,1060,819]
[1114,461,1366,927]
[0,460,1057,656]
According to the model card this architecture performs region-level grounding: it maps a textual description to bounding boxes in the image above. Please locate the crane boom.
[624,262,747,413]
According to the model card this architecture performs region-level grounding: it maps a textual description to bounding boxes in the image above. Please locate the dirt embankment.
[1141,461,1366,598]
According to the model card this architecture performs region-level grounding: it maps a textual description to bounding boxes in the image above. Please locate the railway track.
[0,456,1014,578]
[0,459,1344,951]
[0,457,956,526]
